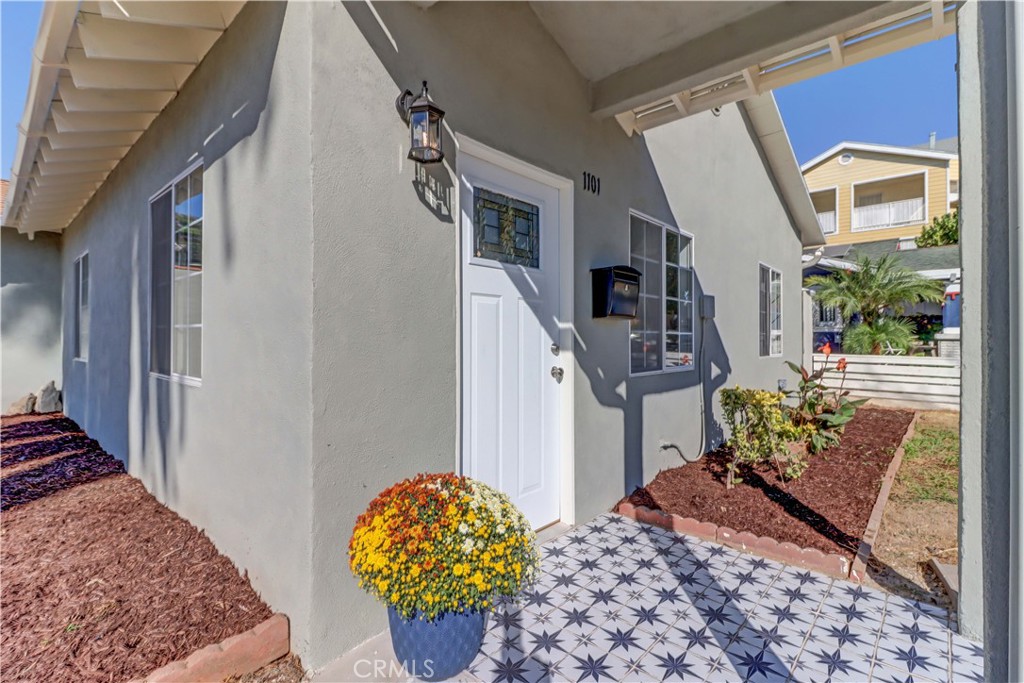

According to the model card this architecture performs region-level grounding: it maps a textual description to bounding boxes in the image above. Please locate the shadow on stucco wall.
[123,1,286,502]
[342,0,733,506]
[1,228,63,408]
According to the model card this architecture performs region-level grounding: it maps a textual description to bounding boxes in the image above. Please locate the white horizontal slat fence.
[812,353,960,410]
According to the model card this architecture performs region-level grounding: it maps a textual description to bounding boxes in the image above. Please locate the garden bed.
[621,407,915,560]
[1,413,276,682]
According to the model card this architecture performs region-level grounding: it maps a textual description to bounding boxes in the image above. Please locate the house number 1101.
[583,171,601,195]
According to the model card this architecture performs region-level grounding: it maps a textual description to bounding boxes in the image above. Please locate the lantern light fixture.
[396,81,445,164]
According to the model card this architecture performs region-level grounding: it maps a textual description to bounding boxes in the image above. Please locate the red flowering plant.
[784,343,866,454]
[348,473,539,621]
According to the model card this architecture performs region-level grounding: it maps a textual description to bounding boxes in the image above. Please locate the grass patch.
[897,425,959,504]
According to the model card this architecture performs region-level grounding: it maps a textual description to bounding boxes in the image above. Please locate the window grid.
[74,253,89,360]
[629,213,695,375]
[150,163,203,383]
[759,264,783,357]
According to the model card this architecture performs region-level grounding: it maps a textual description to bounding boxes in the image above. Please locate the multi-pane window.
[472,187,540,268]
[74,253,89,360]
[759,264,783,357]
[150,164,203,381]
[629,213,695,374]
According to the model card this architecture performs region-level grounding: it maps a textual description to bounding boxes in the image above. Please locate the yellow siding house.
[802,137,959,246]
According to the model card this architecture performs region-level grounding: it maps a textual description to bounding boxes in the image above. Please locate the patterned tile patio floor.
[467,514,983,683]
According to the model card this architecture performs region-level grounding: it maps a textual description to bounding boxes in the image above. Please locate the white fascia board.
[741,93,826,247]
[918,267,962,281]
[2,1,81,228]
[801,141,958,173]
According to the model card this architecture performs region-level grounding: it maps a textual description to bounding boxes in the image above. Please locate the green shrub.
[916,211,959,247]
[719,388,803,488]
[843,317,916,355]
[784,355,866,454]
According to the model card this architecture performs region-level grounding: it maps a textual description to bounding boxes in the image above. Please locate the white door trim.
[455,134,575,527]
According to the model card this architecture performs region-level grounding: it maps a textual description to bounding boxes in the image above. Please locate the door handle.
[551,366,564,382]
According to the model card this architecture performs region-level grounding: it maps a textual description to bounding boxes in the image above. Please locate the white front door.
[460,147,563,530]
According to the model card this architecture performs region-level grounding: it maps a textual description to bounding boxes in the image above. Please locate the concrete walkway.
[315,514,983,682]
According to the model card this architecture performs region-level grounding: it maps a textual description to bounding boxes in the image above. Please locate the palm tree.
[806,254,944,326]
[805,254,944,354]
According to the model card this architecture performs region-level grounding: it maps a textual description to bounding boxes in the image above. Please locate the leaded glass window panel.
[473,187,540,268]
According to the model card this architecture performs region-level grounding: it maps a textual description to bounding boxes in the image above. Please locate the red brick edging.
[130,613,290,683]
[615,412,922,582]
[849,411,921,582]
[615,502,852,578]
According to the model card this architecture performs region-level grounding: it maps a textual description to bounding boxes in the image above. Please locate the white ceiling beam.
[590,1,906,118]
[24,193,93,209]
[28,177,103,193]
[670,91,690,114]
[930,1,945,36]
[45,122,142,149]
[36,158,118,176]
[758,9,956,93]
[58,77,174,113]
[828,35,845,65]
[38,140,129,162]
[66,49,192,91]
[613,111,637,137]
[97,1,231,30]
[52,101,156,133]
[77,14,222,64]
[23,200,89,215]
[31,169,110,186]
[741,67,761,95]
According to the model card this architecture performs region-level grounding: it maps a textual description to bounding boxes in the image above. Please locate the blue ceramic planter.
[387,606,486,681]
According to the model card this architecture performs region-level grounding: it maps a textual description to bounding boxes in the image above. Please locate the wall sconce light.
[396,81,445,164]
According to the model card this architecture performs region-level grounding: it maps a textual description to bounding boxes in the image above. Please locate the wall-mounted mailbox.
[591,265,642,319]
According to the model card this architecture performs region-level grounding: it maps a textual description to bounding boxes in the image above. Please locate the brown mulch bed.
[1,413,274,682]
[623,407,914,559]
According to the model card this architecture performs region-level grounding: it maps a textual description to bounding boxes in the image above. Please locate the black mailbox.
[591,265,642,319]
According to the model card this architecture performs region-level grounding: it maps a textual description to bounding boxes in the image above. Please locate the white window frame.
[628,210,696,376]
[148,159,204,387]
[759,263,783,358]
[850,169,929,233]
[810,185,840,235]
[73,251,89,361]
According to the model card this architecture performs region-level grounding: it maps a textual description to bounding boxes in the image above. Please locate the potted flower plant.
[349,473,539,681]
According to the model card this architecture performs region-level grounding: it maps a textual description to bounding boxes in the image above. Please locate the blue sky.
[0,6,957,176]
[775,35,958,163]
[2,1,42,178]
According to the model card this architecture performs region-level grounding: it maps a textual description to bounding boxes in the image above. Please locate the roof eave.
[800,141,958,173]
[741,93,826,248]
[1,1,80,233]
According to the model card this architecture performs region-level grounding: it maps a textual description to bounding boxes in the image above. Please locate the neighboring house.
[803,238,960,349]
[802,136,959,246]
[3,1,983,670]
[0,178,63,408]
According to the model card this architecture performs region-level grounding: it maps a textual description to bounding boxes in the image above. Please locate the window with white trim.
[629,213,695,374]
[759,264,782,357]
[74,253,89,360]
[150,164,203,381]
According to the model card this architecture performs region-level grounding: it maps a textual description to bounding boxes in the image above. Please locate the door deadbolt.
[551,343,560,356]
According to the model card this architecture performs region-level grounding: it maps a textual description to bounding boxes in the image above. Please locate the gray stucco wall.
[57,1,316,658]
[305,1,804,665]
[958,2,1020,678]
[1,228,63,408]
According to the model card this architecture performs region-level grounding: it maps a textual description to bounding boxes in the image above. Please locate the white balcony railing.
[816,210,837,234]
[852,197,926,231]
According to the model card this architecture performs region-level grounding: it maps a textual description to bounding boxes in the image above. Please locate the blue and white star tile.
[869,660,944,683]
[873,641,947,681]
[880,616,950,655]
[798,644,874,681]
